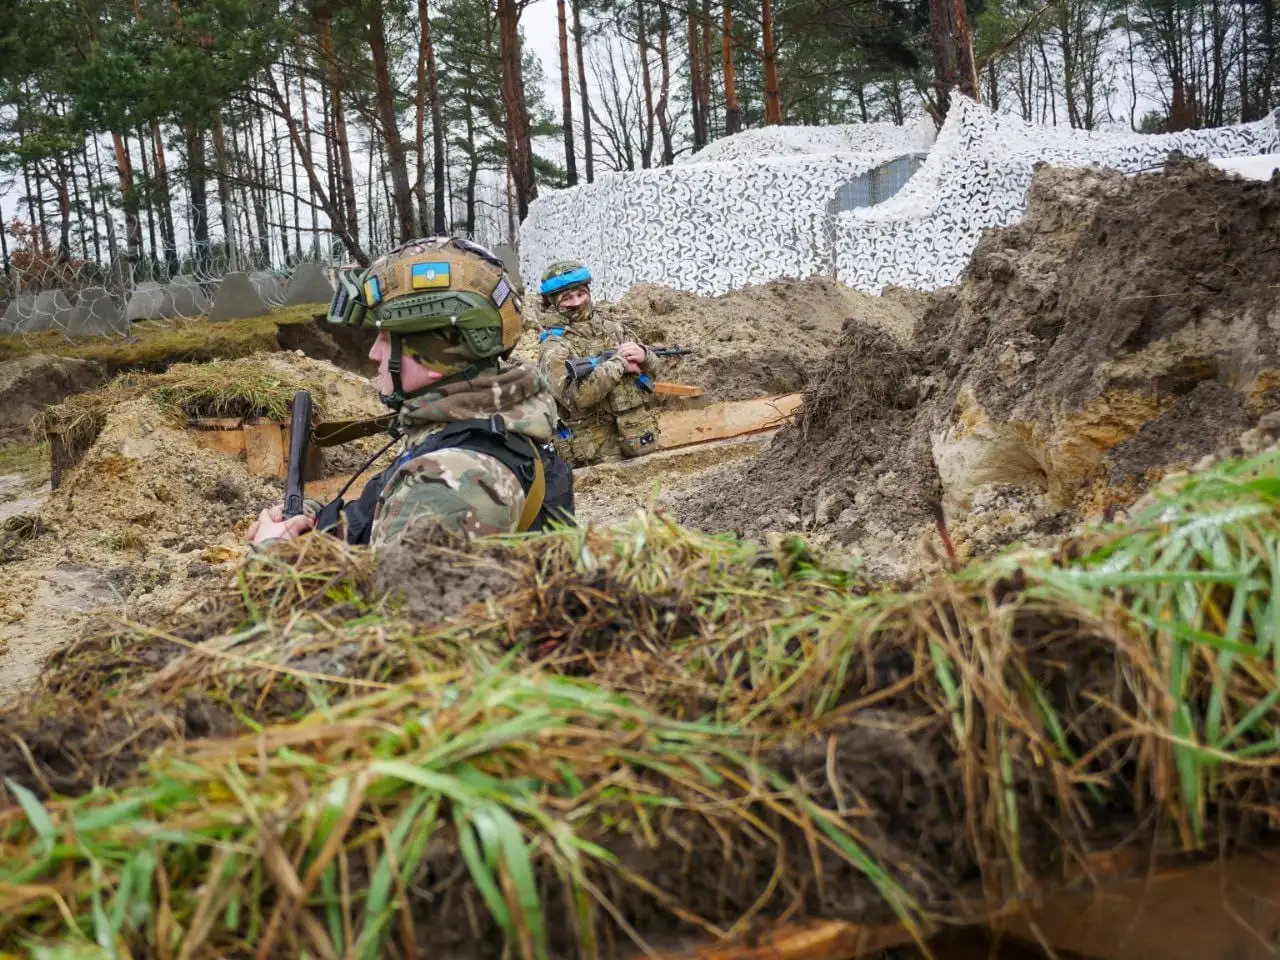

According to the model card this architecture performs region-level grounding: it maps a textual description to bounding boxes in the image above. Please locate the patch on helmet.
[491,278,512,308]
[411,261,451,289]
[364,276,382,305]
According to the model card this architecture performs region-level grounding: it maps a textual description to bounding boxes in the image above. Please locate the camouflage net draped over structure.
[2,452,1280,957]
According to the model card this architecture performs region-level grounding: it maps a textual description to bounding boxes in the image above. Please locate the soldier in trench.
[536,261,664,467]
[248,237,574,548]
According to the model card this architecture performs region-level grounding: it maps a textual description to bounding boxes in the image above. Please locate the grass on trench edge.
[1,451,1280,957]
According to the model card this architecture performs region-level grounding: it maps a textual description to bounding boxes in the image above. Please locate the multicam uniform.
[538,316,663,465]
[535,261,662,466]
[316,237,573,549]
[368,364,562,547]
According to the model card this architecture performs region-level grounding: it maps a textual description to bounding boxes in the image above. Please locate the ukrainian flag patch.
[411,261,451,289]
[363,276,382,305]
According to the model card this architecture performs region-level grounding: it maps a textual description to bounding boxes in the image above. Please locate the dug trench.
[2,157,1277,767]
[2,503,1278,958]
[681,156,1280,579]
[1,157,1279,958]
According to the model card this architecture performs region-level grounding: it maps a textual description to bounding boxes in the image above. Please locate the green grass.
[0,440,49,484]
[0,304,322,369]
[2,453,1279,957]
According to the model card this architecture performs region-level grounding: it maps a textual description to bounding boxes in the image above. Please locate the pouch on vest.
[615,406,659,458]
[605,377,648,415]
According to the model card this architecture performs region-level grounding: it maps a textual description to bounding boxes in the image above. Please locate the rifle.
[564,345,694,393]
[283,390,314,519]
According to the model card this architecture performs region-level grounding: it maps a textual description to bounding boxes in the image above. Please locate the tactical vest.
[543,320,661,464]
[318,415,575,546]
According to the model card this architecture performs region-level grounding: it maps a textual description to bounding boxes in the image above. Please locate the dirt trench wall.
[680,158,1280,578]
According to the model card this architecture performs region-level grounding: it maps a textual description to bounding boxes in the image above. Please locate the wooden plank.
[243,419,285,477]
[653,382,705,397]
[999,849,1280,960]
[657,394,803,450]
[191,417,246,458]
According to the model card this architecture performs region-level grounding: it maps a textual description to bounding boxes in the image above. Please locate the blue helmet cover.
[540,266,592,297]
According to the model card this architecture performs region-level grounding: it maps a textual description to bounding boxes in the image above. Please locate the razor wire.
[0,232,348,343]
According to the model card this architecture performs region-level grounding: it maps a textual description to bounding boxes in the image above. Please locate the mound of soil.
[682,157,1280,577]
[0,353,104,442]
[0,352,385,704]
[513,277,920,406]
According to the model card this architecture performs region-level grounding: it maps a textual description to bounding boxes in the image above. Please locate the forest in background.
[0,0,1276,285]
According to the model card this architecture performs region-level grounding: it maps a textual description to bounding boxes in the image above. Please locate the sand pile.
[0,352,385,702]
[682,157,1280,577]
[514,277,920,405]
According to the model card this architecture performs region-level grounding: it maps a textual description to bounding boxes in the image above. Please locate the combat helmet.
[539,260,592,310]
[327,237,523,409]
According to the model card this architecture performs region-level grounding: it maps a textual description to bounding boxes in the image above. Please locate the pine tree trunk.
[83,142,102,264]
[949,0,980,101]
[187,126,211,276]
[928,0,955,118]
[71,152,87,261]
[319,14,360,246]
[93,136,122,272]
[51,162,73,264]
[656,5,674,163]
[424,6,447,234]
[250,113,271,267]
[150,123,178,273]
[761,0,783,123]
[699,0,714,135]
[137,128,160,266]
[415,0,431,234]
[572,0,594,182]
[465,82,478,236]
[558,0,579,184]
[212,115,238,269]
[722,2,742,134]
[687,2,707,149]
[638,0,656,168]
[267,71,369,264]
[367,1,416,244]
[498,0,537,221]
[298,66,320,255]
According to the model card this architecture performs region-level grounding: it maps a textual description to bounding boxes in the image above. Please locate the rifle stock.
[283,390,314,519]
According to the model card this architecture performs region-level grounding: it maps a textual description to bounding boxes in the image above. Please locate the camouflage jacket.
[369,361,558,548]
[537,313,661,422]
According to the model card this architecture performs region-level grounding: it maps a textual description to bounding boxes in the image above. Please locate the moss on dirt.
[0,304,322,370]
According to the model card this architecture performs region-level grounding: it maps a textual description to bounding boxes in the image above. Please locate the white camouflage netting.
[675,117,935,165]
[520,98,1280,301]
[837,98,1280,292]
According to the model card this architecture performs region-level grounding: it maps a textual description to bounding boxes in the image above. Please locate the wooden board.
[653,382,705,397]
[238,419,323,480]
[191,417,246,458]
[657,394,803,450]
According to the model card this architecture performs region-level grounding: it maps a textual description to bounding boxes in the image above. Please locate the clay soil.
[0,351,385,704]
[681,158,1280,578]
[513,277,920,406]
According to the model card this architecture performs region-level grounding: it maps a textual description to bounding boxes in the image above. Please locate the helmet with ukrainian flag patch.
[327,237,522,364]
[539,260,591,305]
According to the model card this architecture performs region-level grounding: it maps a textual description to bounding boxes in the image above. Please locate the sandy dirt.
[513,277,920,409]
[681,158,1280,578]
[0,352,386,703]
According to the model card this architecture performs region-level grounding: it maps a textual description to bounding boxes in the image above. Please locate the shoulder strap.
[515,439,546,532]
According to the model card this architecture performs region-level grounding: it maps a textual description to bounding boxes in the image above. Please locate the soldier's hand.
[248,504,316,544]
[617,341,645,363]
[617,341,645,373]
